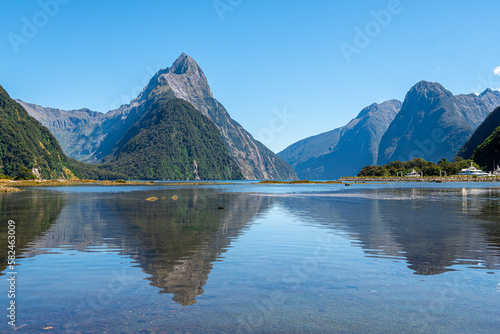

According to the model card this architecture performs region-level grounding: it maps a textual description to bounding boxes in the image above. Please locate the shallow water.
[0,183,499,333]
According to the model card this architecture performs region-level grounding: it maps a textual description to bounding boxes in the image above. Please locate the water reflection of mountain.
[0,190,66,274]
[20,188,272,306]
[108,190,272,306]
[276,188,500,275]
[469,188,500,266]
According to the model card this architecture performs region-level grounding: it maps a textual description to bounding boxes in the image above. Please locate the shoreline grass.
[2,176,499,189]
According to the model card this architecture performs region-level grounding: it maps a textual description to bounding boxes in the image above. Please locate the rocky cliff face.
[377,81,500,165]
[21,53,297,180]
[279,100,401,179]
[16,101,105,163]
[455,106,500,161]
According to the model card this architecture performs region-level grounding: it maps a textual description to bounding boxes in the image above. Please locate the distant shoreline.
[0,179,236,188]
[340,176,500,182]
[2,177,500,190]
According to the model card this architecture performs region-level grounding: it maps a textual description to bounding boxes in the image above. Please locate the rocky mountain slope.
[101,98,243,180]
[455,106,500,161]
[20,53,297,180]
[278,100,401,179]
[16,101,105,163]
[377,81,500,164]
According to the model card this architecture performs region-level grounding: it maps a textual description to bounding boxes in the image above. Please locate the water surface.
[0,183,499,333]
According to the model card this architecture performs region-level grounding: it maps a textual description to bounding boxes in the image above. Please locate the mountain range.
[6,54,500,181]
[279,81,500,179]
[19,53,297,180]
[377,82,500,165]
[0,85,121,180]
[278,100,401,179]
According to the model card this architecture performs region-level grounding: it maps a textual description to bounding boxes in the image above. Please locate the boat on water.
[458,162,489,176]
[406,169,420,177]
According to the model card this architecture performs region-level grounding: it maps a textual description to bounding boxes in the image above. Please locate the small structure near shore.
[406,169,421,177]
[457,162,489,176]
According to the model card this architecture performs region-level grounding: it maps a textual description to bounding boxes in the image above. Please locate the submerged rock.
[0,186,22,193]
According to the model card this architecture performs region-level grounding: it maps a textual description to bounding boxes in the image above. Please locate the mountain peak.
[405,80,451,101]
[479,88,494,98]
[356,99,402,119]
[411,80,446,92]
[169,53,202,75]
[133,53,212,105]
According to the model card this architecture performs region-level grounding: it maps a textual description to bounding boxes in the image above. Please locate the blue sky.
[1,0,500,153]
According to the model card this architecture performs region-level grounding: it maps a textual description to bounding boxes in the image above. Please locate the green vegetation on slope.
[0,84,76,179]
[455,106,500,161]
[472,126,500,171]
[101,98,244,180]
[0,85,124,180]
[358,157,479,177]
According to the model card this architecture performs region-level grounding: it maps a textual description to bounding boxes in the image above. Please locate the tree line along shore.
[340,176,500,182]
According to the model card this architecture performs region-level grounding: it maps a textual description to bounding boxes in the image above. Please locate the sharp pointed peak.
[478,88,496,97]
[169,53,201,75]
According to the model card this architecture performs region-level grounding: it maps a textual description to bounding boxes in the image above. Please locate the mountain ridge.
[377,81,500,165]
[101,98,243,180]
[0,85,121,180]
[20,53,296,180]
[278,99,401,179]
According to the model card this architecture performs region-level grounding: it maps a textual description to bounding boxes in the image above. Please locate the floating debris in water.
[145,197,159,201]
[171,195,178,200]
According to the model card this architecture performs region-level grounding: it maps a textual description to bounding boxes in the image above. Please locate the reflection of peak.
[17,189,273,307]
[115,190,273,306]
[154,255,210,306]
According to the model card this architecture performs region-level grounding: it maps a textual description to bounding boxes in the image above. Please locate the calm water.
[0,182,499,333]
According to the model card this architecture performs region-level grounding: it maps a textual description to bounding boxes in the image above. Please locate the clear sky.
[1,0,500,153]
